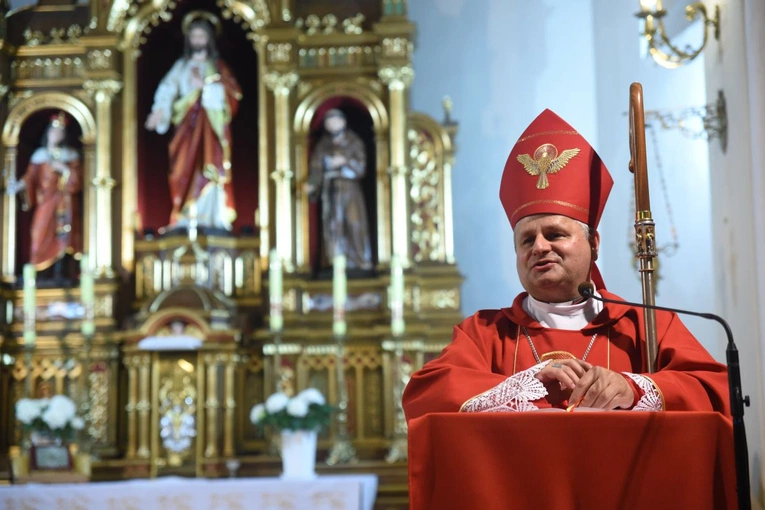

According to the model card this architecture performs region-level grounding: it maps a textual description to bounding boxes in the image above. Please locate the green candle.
[22,264,36,346]
[390,255,405,336]
[80,255,95,336]
[269,249,283,332]
[333,254,347,337]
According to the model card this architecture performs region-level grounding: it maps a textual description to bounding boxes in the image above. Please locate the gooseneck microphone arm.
[577,283,751,510]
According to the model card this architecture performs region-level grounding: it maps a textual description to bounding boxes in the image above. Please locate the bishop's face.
[514,214,599,303]
[188,27,210,57]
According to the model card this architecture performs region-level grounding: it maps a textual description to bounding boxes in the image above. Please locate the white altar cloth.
[0,474,378,509]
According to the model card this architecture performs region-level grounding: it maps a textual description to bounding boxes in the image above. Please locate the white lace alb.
[461,362,550,413]
[623,373,663,411]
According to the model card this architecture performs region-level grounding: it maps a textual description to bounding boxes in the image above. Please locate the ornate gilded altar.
[0,0,460,507]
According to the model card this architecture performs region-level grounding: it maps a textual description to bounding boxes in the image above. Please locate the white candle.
[390,255,405,336]
[333,254,347,337]
[23,264,36,346]
[80,255,95,336]
[269,249,283,332]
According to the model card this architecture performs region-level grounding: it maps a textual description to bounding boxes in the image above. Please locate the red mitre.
[500,109,613,289]
[500,109,613,229]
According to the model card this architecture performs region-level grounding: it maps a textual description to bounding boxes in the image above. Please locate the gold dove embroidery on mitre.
[517,143,580,190]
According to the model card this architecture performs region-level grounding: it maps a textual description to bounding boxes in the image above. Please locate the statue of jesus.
[144,11,242,232]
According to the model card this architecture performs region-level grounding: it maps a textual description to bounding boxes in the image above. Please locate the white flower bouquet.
[250,388,333,432]
[15,395,85,441]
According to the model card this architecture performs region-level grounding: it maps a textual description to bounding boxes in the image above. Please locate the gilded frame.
[293,81,391,270]
[1,93,97,281]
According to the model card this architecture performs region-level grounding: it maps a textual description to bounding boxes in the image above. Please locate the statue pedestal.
[134,233,261,307]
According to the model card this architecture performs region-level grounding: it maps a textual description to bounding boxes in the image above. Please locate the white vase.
[280,429,318,480]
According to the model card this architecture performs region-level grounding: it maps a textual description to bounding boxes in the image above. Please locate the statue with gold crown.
[6,112,82,282]
[144,11,242,233]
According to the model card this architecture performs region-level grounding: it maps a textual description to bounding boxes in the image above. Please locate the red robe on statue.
[151,57,241,229]
[21,147,82,270]
[403,290,730,421]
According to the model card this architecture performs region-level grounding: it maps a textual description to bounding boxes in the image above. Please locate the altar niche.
[306,97,377,278]
[135,0,259,239]
[14,110,84,286]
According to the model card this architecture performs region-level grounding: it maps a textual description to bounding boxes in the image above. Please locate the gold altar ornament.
[0,1,460,507]
[182,10,223,36]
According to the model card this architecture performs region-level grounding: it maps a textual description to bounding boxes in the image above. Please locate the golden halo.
[182,10,222,36]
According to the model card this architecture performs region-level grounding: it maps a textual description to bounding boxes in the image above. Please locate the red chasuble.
[403,290,730,421]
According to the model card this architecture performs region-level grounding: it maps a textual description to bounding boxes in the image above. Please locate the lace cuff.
[622,373,664,411]
[460,362,550,413]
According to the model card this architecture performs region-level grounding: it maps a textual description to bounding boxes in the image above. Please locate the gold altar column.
[124,355,139,459]
[2,147,18,281]
[442,106,458,265]
[121,51,138,272]
[223,353,237,457]
[264,71,299,268]
[84,79,122,278]
[379,65,414,265]
[136,354,152,459]
[204,354,221,458]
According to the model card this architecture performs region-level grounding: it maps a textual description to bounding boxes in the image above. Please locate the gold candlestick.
[80,255,94,456]
[385,335,409,463]
[326,332,357,466]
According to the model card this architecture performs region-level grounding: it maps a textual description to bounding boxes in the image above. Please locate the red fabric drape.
[408,412,737,510]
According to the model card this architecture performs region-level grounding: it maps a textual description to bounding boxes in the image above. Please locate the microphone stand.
[580,286,751,510]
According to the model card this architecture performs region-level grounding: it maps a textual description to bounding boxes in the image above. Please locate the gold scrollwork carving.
[83,80,123,100]
[263,71,299,93]
[8,91,33,110]
[3,92,97,147]
[91,176,118,189]
[88,368,109,444]
[216,0,271,33]
[158,369,197,466]
[346,346,382,370]
[408,128,441,262]
[94,294,113,318]
[245,355,264,374]
[295,13,364,35]
[23,26,82,46]
[378,64,415,88]
[342,13,365,34]
[365,370,383,435]
[282,288,297,313]
[117,0,176,54]
[11,58,84,81]
[87,49,113,71]
[299,354,334,371]
[267,43,292,64]
[420,288,459,310]
[403,285,421,312]
[382,37,412,58]
[298,45,378,69]
[22,29,44,46]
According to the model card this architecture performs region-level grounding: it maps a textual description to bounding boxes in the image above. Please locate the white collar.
[522,291,603,330]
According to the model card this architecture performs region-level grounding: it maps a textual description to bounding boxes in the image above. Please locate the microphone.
[578,282,751,510]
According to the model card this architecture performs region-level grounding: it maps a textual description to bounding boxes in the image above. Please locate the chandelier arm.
[645,3,716,68]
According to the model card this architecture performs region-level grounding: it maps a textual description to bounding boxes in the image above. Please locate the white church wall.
[705,0,765,503]
[590,1,718,358]
[408,0,599,314]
